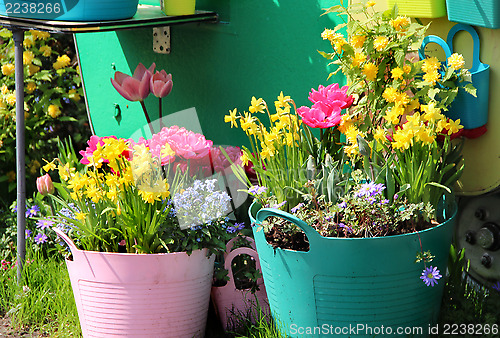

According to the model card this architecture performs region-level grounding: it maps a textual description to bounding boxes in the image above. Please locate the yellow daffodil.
[384,106,401,124]
[373,126,386,144]
[393,130,412,150]
[224,108,239,128]
[240,112,255,133]
[43,160,57,172]
[416,129,435,144]
[421,102,443,123]
[275,91,291,109]
[249,96,265,114]
[241,152,250,166]
[447,118,463,135]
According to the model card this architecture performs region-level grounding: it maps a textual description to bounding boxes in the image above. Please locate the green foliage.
[0,248,81,337]
[0,28,90,205]
[438,245,500,337]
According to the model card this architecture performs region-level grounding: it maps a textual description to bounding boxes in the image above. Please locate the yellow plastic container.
[387,0,446,18]
[161,0,196,16]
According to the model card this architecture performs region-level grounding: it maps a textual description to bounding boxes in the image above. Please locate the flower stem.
[140,101,155,136]
[158,97,163,129]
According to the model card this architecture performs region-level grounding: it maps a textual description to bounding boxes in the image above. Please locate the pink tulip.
[297,102,343,128]
[298,83,354,129]
[150,70,173,98]
[36,173,54,196]
[308,83,354,108]
[111,63,156,101]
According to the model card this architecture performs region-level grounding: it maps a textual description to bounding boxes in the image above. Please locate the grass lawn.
[0,245,499,337]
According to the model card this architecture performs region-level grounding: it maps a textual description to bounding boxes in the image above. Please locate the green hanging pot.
[249,200,456,338]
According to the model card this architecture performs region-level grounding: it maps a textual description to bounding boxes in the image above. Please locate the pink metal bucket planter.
[54,228,215,338]
[211,237,269,331]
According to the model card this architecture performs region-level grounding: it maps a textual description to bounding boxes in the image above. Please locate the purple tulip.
[111,62,156,102]
[150,70,173,98]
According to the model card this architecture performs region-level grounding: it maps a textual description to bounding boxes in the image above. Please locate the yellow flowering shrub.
[0,28,89,205]
[319,1,474,210]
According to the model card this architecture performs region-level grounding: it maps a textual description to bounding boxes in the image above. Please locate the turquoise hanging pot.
[249,200,456,338]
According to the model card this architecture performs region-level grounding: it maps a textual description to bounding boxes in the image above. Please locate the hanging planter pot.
[249,201,456,338]
[211,237,269,331]
[53,228,215,338]
[418,28,490,130]
[161,0,196,16]
[387,0,446,18]
[0,0,139,21]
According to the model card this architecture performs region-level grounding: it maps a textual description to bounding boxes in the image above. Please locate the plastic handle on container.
[225,236,256,257]
[52,227,79,257]
[446,23,483,73]
[224,246,263,290]
[418,35,452,61]
[256,207,322,245]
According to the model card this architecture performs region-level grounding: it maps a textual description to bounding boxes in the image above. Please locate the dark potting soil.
[264,217,437,252]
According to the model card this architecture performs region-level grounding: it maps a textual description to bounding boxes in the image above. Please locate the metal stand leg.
[13,28,26,284]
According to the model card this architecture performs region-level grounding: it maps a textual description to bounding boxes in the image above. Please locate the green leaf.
[57,116,77,122]
[356,135,371,158]
[425,181,452,194]
[463,83,477,97]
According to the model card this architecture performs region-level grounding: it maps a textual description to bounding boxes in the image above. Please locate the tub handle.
[52,227,80,259]
[224,246,263,290]
[256,207,322,248]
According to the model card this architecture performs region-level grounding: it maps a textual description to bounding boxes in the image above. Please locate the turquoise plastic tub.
[447,0,500,29]
[250,201,456,338]
[0,0,139,21]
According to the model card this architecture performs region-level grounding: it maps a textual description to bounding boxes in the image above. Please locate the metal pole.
[13,28,26,284]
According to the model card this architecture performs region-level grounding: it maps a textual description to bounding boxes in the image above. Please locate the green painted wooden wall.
[75,0,344,147]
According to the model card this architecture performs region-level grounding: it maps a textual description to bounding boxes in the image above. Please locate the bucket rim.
[250,201,457,243]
